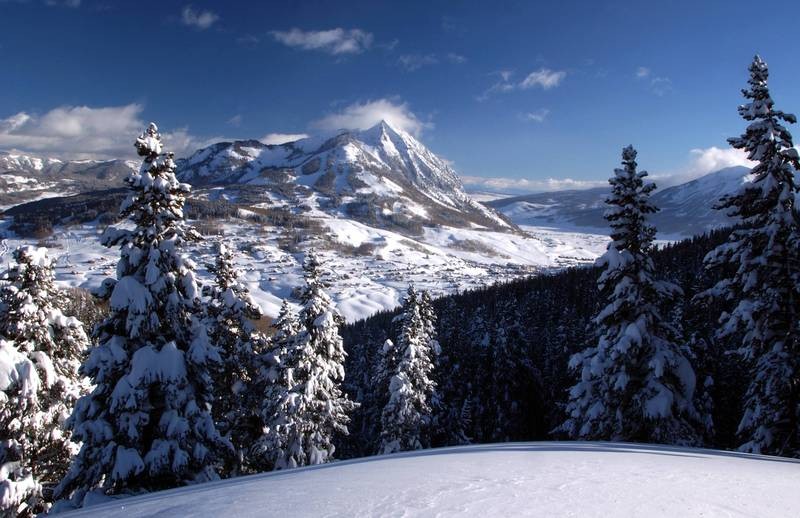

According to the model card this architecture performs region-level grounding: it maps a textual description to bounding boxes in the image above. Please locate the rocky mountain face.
[488,166,753,236]
[176,120,514,232]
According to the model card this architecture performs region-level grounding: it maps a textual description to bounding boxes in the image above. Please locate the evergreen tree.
[560,146,703,445]
[251,299,298,471]
[55,123,230,506]
[203,243,265,476]
[378,286,438,454]
[0,247,89,516]
[701,55,800,456]
[256,251,355,469]
[489,300,533,442]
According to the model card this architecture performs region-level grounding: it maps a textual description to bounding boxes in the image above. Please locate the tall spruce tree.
[256,251,355,469]
[251,299,299,471]
[378,286,438,454]
[0,247,89,516]
[203,243,265,476]
[55,123,230,506]
[560,146,703,445]
[701,55,800,456]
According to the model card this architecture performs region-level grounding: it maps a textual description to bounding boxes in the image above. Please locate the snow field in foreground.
[66,442,800,517]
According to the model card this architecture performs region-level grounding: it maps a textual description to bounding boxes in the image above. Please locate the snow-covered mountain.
[176,121,512,231]
[0,151,137,179]
[0,151,137,209]
[489,166,752,236]
[63,442,800,517]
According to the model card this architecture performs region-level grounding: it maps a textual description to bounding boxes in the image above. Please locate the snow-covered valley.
[63,442,800,517]
[0,214,608,322]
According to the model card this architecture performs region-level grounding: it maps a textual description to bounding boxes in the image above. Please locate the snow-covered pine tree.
[256,252,355,469]
[203,243,265,476]
[378,286,438,454]
[0,247,89,516]
[701,56,800,456]
[55,123,231,507]
[560,146,703,445]
[250,299,299,471]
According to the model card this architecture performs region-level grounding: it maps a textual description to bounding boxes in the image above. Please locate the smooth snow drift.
[64,442,800,517]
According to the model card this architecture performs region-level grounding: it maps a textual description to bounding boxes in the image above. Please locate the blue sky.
[1,0,798,191]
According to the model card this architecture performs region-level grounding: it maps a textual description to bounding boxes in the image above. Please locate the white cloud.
[270,28,373,55]
[462,175,606,195]
[260,133,309,145]
[181,5,219,30]
[519,68,566,90]
[636,66,651,78]
[478,67,566,101]
[398,54,438,71]
[227,114,242,127]
[311,99,430,136]
[650,146,755,188]
[520,108,550,123]
[0,104,222,160]
[0,104,145,159]
[687,146,753,175]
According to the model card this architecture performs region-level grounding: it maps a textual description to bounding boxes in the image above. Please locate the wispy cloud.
[445,53,467,64]
[519,108,550,123]
[398,54,439,71]
[227,114,242,127]
[0,104,223,159]
[260,133,309,145]
[649,76,672,96]
[271,28,373,55]
[478,67,566,101]
[181,5,219,30]
[636,66,672,96]
[462,175,606,195]
[397,52,467,71]
[44,0,81,7]
[311,98,430,136]
[519,68,566,90]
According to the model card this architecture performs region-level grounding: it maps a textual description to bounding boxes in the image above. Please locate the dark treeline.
[341,227,747,455]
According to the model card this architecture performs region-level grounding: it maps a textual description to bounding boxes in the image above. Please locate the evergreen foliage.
[203,243,265,476]
[0,247,89,516]
[701,55,800,456]
[255,251,355,469]
[55,123,230,507]
[378,286,438,454]
[560,146,703,444]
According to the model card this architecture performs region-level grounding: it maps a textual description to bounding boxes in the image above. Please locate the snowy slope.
[489,166,753,236]
[176,121,512,231]
[63,442,800,517]
[0,213,607,322]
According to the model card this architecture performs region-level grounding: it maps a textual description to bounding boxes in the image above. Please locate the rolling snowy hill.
[62,442,800,517]
[489,166,753,236]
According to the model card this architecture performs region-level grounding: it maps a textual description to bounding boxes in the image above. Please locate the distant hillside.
[488,166,752,236]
